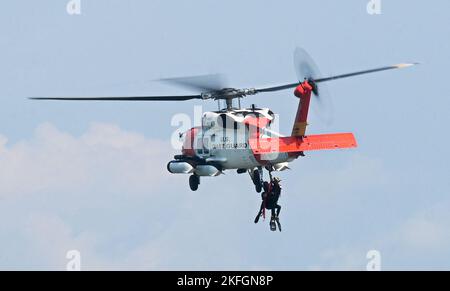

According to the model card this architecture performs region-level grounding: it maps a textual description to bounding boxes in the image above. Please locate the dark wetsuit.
[254,181,281,223]
[266,182,281,218]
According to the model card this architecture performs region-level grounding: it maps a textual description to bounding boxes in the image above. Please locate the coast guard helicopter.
[31,48,417,192]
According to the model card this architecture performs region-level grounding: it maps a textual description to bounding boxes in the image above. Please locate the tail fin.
[291,81,313,137]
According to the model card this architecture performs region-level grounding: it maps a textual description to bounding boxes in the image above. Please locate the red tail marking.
[292,81,313,137]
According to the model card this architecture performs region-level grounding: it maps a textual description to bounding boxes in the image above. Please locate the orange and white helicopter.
[32,48,417,192]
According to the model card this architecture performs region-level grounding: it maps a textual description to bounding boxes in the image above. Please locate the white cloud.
[0,122,223,270]
[0,122,176,198]
[0,122,184,269]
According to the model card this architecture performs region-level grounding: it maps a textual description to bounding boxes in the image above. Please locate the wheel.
[189,175,199,191]
[253,169,262,193]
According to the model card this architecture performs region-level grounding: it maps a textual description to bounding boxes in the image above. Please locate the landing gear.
[189,174,200,191]
[252,169,262,193]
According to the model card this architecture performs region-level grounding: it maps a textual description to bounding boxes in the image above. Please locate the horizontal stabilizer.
[250,133,357,154]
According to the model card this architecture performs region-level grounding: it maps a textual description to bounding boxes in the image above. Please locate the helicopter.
[31,48,417,192]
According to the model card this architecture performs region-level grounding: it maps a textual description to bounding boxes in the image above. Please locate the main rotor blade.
[315,63,419,83]
[255,82,299,93]
[255,63,418,94]
[29,95,203,101]
[159,74,227,92]
[30,63,418,101]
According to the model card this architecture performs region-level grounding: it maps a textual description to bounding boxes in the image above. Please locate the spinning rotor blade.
[315,63,419,83]
[159,74,227,92]
[255,82,299,93]
[293,47,321,87]
[293,47,334,125]
[255,59,418,94]
[30,95,203,101]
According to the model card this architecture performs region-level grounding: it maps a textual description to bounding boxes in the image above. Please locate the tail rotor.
[293,47,334,126]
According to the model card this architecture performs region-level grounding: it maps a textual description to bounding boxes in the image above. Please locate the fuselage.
[168,107,292,176]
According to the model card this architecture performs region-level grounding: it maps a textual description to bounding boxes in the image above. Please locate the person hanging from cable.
[254,181,270,224]
[254,176,282,232]
[268,177,282,231]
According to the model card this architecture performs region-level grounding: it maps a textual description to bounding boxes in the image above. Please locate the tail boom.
[250,133,357,155]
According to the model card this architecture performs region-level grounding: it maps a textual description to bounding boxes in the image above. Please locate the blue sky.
[0,0,449,270]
